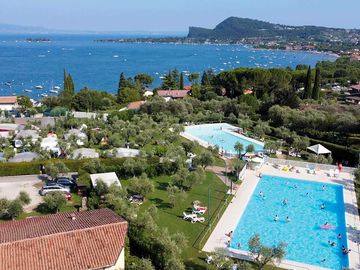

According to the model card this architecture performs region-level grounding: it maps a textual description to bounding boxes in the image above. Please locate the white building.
[0,96,18,111]
[40,134,60,155]
[64,129,88,146]
[90,172,121,188]
[115,148,140,158]
[72,148,99,159]
[14,130,40,148]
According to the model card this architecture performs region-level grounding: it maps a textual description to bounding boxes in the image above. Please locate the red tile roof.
[127,100,145,110]
[0,208,128,270]
[157,90,189,98]
[0,96,17,104]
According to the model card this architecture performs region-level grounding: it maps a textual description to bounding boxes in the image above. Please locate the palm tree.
[234,142,244,158]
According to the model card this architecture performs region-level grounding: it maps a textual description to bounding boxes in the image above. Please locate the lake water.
[0,34,336,99]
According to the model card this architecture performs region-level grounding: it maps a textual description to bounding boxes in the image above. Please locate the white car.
[39,184,70,196]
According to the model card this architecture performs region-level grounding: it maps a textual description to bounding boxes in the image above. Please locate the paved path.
[207,165,240,193]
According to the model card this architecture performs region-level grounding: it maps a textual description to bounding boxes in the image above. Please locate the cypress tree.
[179,72,184,90]
[63,69,68,91]
[67,74,75,97]
[312,68,321,100]
[201,71,209,86]
[303,66,312,99]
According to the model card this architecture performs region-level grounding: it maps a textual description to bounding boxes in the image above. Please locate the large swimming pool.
[231,175,349,270]
[184,123,264,155]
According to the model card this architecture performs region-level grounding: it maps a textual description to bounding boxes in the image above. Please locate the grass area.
[122,171,231,269]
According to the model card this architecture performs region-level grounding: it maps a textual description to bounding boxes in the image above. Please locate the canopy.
[307,144,331,155]
[251,157,264,163]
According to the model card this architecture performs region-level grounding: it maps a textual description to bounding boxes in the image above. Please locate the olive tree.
[43,192,67,213]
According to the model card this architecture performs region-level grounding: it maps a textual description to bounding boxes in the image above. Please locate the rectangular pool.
[183,123,264,155]
[231,175,349,270]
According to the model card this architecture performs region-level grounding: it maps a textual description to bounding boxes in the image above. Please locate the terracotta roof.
[0,208,128,270]
[157,90,189,98]
[0,96,17,104]
[350,84,360,91]
[183,85,192,91]
[127,100,146,110]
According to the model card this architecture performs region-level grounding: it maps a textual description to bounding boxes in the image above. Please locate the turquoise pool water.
[231,175,349,270]
[184,123,263,154]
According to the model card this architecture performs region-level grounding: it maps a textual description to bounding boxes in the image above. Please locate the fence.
[266,157,356,174]
[195,194,233,250]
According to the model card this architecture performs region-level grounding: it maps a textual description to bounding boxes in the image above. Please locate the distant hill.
[0,23,51,34]
[188,17,359,40]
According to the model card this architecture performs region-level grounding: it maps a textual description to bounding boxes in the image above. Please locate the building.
[8,152,39,162]
[346,96,360,105]
[14,117,56,128]
[40,133,60,155]
[0,209,128,270]
[90,172,121,188]
[0,123,22,138]
[157,90,190,101]
[64,129,88,146]
[14,129,40,148]
[72,148,99,159]
[115,147,140,158]
[0,96,18,111]
[350,83,360,94]
[127,100,146,111]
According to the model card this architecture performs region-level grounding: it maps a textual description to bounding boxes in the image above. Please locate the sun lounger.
[329,169,334,177]
[334,169,339,177]
[192,208,206,215]
[205,255,213,264]
[191,216,205,223]
[183,212,197,221]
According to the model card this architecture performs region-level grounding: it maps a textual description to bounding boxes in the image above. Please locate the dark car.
[55,177,77,188]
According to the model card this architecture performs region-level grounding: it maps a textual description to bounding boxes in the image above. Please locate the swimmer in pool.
[274,215,279,221]
[337,234,342,239]
[321,203,325,210]
[285,216,291,222]
[283,198,288,205]
[324,221,329,226]
[322,185,325,191]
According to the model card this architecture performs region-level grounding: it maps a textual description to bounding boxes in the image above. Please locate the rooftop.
[157,90,190,98]
[127,100,146,110]
[90,172,121,188]
[0,96,17,104]
[0,208,128,270]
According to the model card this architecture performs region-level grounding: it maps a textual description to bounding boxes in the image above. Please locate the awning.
[307,144,331,155]
[251,157,264,163]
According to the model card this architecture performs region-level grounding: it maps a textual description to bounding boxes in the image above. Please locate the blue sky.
[0,0,359,32]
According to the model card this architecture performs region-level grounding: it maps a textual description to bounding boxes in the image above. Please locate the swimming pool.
[183,123,264,155]
[231,175,349,270]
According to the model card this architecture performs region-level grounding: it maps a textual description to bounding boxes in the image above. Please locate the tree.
[312,67,321,100]
[179,72,184,90]
[167,185,187,208]
[231,159,246,179]
[355,168,360,185]
[246,144,255,153]
[234,142,244,158]
[188,73,199,84]
[134,73,154,89]
[303,66,312,99]
[248,234,287,270]
[193,151,214,169]
[43,192,67,213]
[127,258,155,270]
[59,69,75,108]
[18,191,31,205]
[128,174,154,197]
[118,87,141,104]
[17,96,33,113]
[7,199,24,220]
[3,147,15,161]
[45,162,69,180]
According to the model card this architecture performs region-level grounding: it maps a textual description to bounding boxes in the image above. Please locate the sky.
[0,0,359,32]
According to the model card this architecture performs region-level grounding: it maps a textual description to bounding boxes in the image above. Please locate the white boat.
[53,86,61,90]
[49,90,58,94]
[35,85,43,89]
[41,93,48,97]
[24,89,32,93]
[113,55,119,58]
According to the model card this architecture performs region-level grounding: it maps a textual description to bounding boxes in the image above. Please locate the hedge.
[0,158,127,177]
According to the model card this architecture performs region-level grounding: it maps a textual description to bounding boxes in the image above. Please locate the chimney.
[70,213,76,220]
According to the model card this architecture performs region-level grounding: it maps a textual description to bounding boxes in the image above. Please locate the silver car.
[39,184,70,196]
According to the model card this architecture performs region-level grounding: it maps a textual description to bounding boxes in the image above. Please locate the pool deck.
[203,163,360,270]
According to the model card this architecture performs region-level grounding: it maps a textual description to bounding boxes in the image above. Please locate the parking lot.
[0,174,44,211]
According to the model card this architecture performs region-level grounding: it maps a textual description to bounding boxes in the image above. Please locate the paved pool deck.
[203,163,360,270]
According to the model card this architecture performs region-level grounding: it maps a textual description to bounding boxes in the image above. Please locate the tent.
[307,144,331,155]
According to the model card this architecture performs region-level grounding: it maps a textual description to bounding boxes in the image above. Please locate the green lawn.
[122,171,231,269]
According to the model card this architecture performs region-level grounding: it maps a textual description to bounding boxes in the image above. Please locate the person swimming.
[322,185,326,191]
[283,198,288,205]
[321,203,325,210]
[328,241,336,247]
[274,215,279,221]
[324,221,329,226]
[285,216,291,222]
[337,234,342,239]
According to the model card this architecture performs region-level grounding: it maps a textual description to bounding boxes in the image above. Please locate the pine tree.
[179,72,184,90]
[303,66,312,99]
[312,67,321,100]
[63,69,68,91]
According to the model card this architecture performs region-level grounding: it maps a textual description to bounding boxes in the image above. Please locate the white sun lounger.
[329,169,335,177]
[183,212,197,221]
[191,216,205,223]
[334,169,339,177]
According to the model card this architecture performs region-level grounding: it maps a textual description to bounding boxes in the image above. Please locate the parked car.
[54,177,77,188]
[39,184,70,196]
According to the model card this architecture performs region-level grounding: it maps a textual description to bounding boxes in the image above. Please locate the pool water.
[231,175,349,270]
[184,123,263,154]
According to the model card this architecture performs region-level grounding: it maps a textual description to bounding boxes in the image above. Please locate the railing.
[266,157,357,174]
[195,194,233,250]
[238,163,247,180]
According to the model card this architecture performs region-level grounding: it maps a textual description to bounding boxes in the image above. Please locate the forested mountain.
[188,17,360,41]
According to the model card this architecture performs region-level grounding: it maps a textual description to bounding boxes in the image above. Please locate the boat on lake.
[35,85,43,89]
